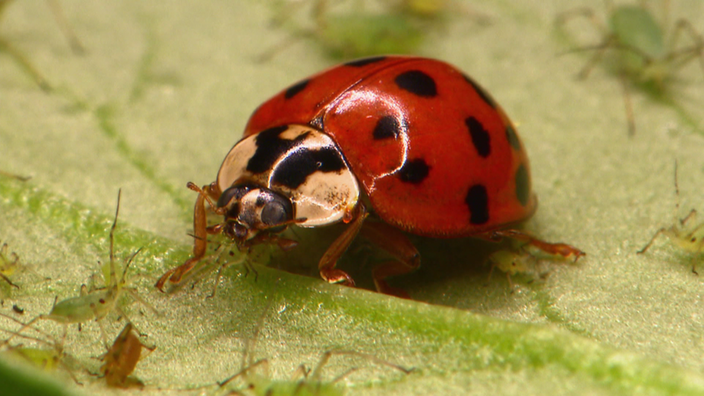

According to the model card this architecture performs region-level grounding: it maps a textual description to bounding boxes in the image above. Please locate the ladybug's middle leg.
[359,221,420,299]
[318,203,369,288]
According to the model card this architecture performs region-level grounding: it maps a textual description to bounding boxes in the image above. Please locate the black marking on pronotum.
[463,74,496,109]
[271,147,347,189]
[465,117,491,158]
[345,56,388,67]
[284,79,310,99]
[398,158,430,184]
[394,70,437,97]
[373,115,404,140]
[506,124,521,150]
[465,184,489,225]
[515,164,530,206]
[247,126,306,174]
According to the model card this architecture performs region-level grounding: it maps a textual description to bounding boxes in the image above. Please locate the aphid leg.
[122,288,159,317]
[113,248,159,316]
[358,220,421,298]
[618,72,636,135]
[218,358,269,387]
[204,248,246,299]
[46,0,85,55]
[555,7,617,78]
[680,209,697,226]
[666,19,704,76]
[555,7,607,36]
[692,239,704,275]
[0,170,31,181]
[256,35,302,64]
[0,273,19,289]
[637,227,666,254]
[318,203,369,287]
[690,256,699,275]
[576,38,615,80]
[88,301,110,348]
[487,252,515,289]
[309,350,413,384]
[0,36,51,91]
[485,229,586,262]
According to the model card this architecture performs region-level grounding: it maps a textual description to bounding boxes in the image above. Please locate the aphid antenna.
[0,311,59,347]
[109,189,122,279]
[0,311,85,383]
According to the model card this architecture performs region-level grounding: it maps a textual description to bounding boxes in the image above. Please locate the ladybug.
[157,56,584,296]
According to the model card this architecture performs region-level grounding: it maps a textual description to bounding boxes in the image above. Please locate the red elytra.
[157,56,584,297]
[244,56,534,237]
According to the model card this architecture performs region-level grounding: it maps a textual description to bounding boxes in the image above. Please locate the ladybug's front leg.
[359,221,420,299]
[318,203,369,287]
[485,229,585,261]
[155,183,219,291]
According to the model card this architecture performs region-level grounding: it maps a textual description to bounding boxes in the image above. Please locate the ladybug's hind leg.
[359,221,420,299]
[485,229,585,262]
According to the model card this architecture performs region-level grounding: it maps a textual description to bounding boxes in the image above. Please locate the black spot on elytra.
[395,70,437,97]
[398,158,430,184]
[465,184,489,225]
[515,164,530,206]
[465,117,491,158]
[247,126,303,174]
[373,115,404,140]
[506,124,521,150]
[463,74,496,109]
[284,79,310,99]
[271,147,347,189]
[345,56,388,67]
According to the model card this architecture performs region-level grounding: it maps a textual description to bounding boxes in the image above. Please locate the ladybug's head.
[217,183,294,241]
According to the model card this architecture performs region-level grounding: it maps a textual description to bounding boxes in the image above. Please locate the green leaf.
[1,1,704,395]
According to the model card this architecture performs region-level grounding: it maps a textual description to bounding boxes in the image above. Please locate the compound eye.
[260,195,292,226]
[218,185,245,208]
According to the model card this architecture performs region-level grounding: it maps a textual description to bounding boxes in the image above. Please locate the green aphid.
[6,190,156,347]
[638,162,704,274]
[557,2,704,135]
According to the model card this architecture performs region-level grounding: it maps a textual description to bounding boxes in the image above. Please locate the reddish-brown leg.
[359,221,420,298]
[484,229,586,261]
[318,203,369,287]
[155,182,221,291]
